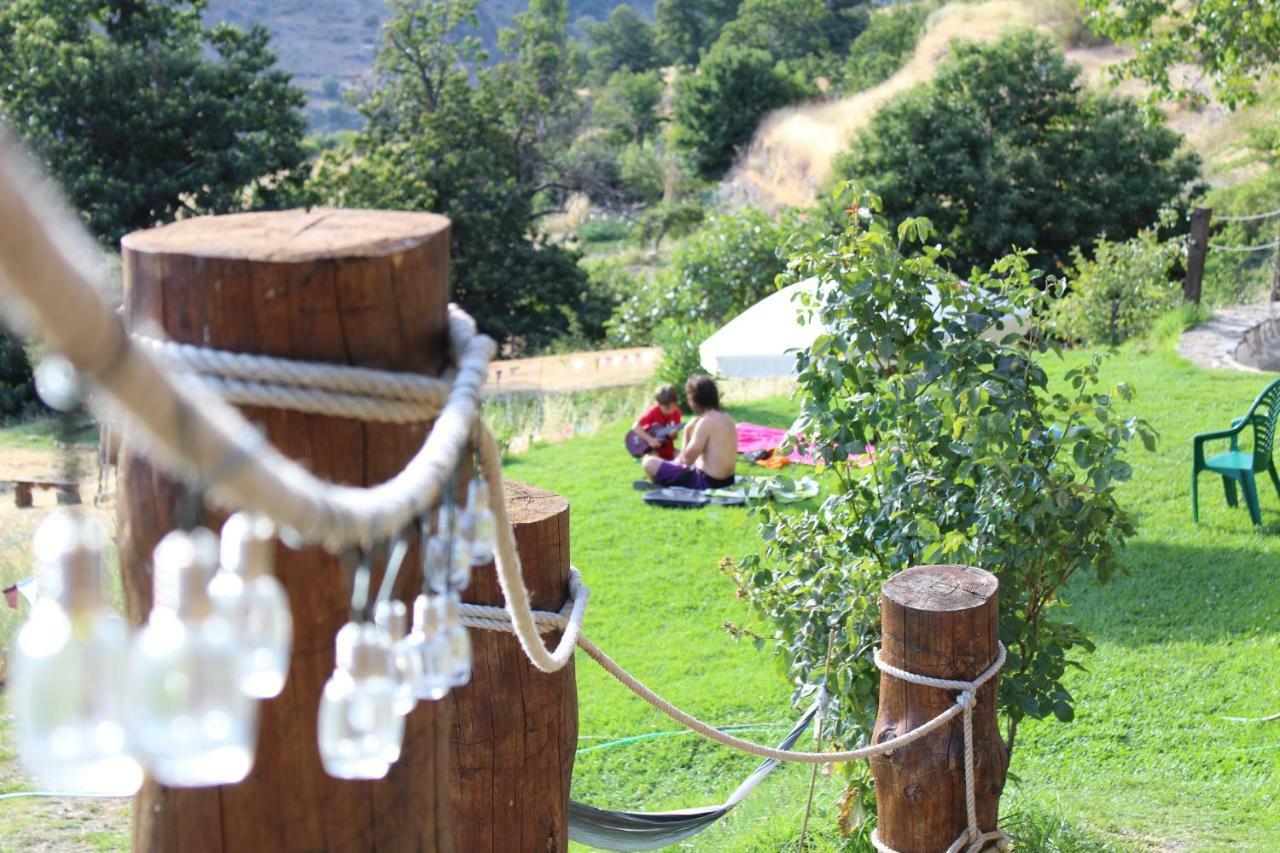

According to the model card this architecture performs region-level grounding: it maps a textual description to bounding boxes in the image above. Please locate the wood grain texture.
[449,481,577,853]
[870,565,1008,853]
[118,209,453,853]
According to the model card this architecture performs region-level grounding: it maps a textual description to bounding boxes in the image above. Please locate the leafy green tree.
[732,189,1154,779]
[717,0,868,64]
[674,44,808,178]
[1082,0,1280,108]
[594,69,665,145]
[0,0,307,246]
[609,206,796,343]
[840,1,927,93]
[585,6,662,79]
[836,31,1201,273]
[313,0,596,352]
[655,0,742,66]
[0,328,41,421]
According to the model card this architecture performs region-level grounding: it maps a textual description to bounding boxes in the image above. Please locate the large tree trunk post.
[118,208,455,852]
[1185,206,1212,304]
[870,565,1007,852]
[450,482,577,852]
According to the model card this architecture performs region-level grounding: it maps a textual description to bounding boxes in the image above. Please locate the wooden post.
[1185,207,1212,304]
[449,482,577,852]
[118,208,455,853]
[870,565,1007,852]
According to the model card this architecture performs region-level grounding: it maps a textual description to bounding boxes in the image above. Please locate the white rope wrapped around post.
[459,589,1008,853]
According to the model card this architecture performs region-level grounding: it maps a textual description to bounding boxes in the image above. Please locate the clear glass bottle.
[128,529,257,787]
[317,622,404,779]
[466,478,497,566]
[211,513,292,699]
[373,600,417,717]
[445,523,472,592]
[10,513,142,795]
[439,595,472,688]
[405,593,452,701]
[422,535,448,596]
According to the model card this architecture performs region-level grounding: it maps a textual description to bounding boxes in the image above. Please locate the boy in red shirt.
[632,385,682,460]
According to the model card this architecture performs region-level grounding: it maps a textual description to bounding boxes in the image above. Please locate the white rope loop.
[461,591,1008,851]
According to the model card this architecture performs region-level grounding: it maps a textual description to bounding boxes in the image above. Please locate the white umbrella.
[698,278,1031,379]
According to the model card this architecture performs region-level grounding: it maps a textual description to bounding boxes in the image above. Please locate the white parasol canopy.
[698,278,1031,379]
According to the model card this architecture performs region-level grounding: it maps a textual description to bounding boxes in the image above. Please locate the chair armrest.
[1193,424,1245,466]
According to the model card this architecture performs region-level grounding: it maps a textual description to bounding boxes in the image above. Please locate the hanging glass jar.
[373,599,418,717]
[439,595,472,688]
[317,621,405,779]
[127,529,258,787]
[405,593,452,700]
[465,477,497,567]
[210,513,292,699]
[9,512,142,795]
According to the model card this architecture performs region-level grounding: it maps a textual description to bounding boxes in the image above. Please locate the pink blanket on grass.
[735,422,874,468]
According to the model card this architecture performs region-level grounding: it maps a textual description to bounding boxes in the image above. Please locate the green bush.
[836,30,1201,273]
[1201,171,1280,306]
[0,328,41,422]
[578,217,635,244]
[1050,220,1185,346]
[609,207,800,344]
[732,189,1153,793]
[674,44,810,179]
[840,2,928,93]
[653,318,719,409]
[618,144,666,205]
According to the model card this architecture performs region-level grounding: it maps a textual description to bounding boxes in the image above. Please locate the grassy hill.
[203,0,654,132]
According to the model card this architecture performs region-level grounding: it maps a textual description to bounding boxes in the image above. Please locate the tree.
[732,189,1154,795]
[1082,0,1280,108]
[594,69,664,145]
[585,6,662,79]
[674,44,808,178]
[836,31,1201,273]
[716,0,868,64]
[655,0,742,66]
[312,0,595,353]
[0,0,307,246]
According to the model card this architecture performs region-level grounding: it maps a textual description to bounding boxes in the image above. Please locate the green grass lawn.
[0,342,1277,850]
[507,343,1280,851]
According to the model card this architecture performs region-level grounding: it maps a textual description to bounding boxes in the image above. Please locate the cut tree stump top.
[882,564,998,613]
[121,208,451,263]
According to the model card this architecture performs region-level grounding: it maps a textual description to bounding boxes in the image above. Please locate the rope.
[459,593,1009,852]
[1216,207,1280,223]
[1208,238,1280,253]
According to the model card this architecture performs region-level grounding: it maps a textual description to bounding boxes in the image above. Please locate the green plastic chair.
[1192,376,1280,526]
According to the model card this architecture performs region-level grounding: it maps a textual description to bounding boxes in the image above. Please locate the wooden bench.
[11,478,80,508]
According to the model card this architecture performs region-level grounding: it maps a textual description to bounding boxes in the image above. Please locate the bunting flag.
[3,576,36,609]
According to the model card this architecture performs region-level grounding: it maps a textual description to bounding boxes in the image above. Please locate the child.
[632,385,682,461]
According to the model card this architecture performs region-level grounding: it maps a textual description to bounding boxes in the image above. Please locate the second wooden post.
[450,481,578,852]
[870,564,1008,852]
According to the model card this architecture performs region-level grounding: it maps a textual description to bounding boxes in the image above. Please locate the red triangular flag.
[3,584,18,609]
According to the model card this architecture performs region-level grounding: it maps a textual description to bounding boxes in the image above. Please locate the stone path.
[1176,302,1278,372]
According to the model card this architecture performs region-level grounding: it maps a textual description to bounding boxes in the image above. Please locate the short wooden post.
[870,565,1007,852]
[14,481,32,508]
[118,209,455,852]
[449,481,577,852]
[1185,207,1212,304]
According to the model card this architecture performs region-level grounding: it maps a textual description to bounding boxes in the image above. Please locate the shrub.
[618,144,666,205]
[730,190,1153,804]
[578,217,634,244]
[1050,220,1185,345]
[653,318,719,409]
[674,44,810,179]
[609,206,799,344]
[635,199,706,249]
[839,2,928,93]
[0,328,41,422]
[836,31,1201,273]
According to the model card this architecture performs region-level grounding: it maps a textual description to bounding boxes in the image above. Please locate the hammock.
[568,698,821,851]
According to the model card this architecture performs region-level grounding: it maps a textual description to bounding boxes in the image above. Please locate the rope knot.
[956,690,975,710]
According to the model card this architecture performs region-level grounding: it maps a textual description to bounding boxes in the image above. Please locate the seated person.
[632,384,682,461]
[642,374,736,490]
